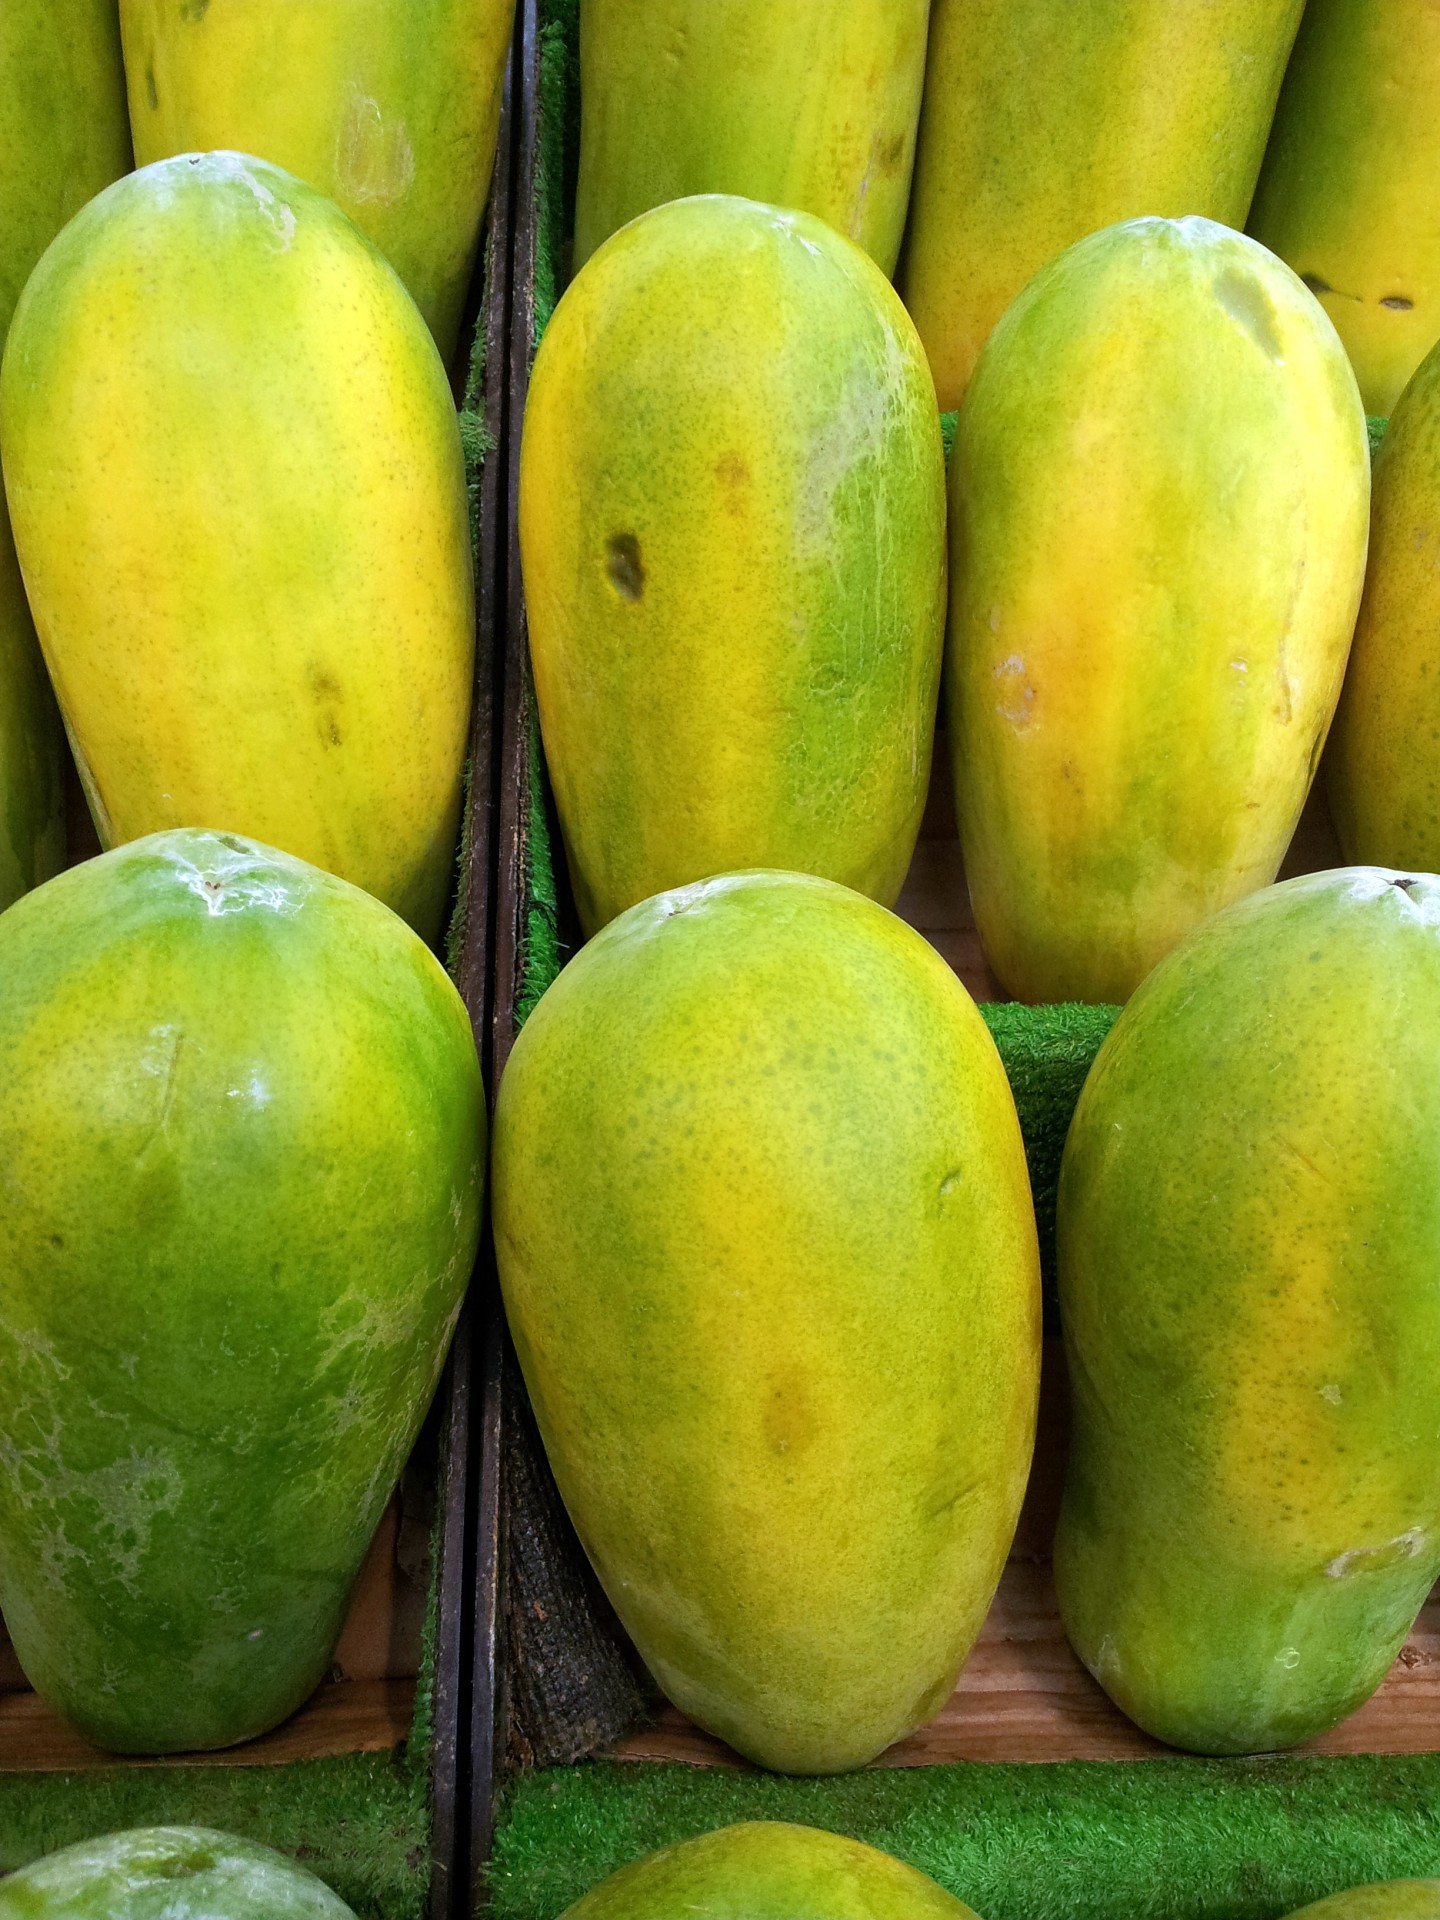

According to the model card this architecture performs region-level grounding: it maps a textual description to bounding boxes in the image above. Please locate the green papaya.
[493,870,1040,1774]
[1056,868,1440,1756]
[119,0,515,364]
[0,153,474,947]
[519,194,946,938]
[558,1824,979,1920]
[947,216,1369,1005]
[1285,1888,1440,1920]
[0,1829,356,1920]
[0,3,132,911]
[0,830,484,1753]
[573,1,930,278]
[1248,1,1440,420]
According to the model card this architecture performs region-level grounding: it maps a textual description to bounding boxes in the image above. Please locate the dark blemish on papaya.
[145,66,158,111]
[1392,876,1419,893]
[324,718,343,747]
[715,452,749,487]
[880,133,906,171]
[1214,270,1285,362]
[180,0,210,19]
[1382,295,1415,311]
[49,1234,63,1250]
[311,668,342,701]
[1300,272,1332,296]
[606,532,645,601]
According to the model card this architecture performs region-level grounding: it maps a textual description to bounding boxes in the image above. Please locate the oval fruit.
[573,1,930,278]
[900,0,1304,407]
[1285,1888,1440,1920]
[0,1829,356,1920]
[493,870,1040,1773]
[520,195,946,938]
[559,1823,978,1920]
[119,0,514,366]
[947,216,1369,1005]
[0,152,474,947]
[0,830,484,1753]
[1055,868,1440,1755]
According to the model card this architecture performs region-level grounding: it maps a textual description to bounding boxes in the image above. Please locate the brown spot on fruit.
[606,532,645,600]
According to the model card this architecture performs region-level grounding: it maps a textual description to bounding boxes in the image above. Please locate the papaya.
[0,4,132,911]
[899,0,1304,408]
[519,195,946,938]
[946,216,1369,1006]
[1285,1889,1440,1920]
[493,870,1040,1774]
[573,2,930,278]
[1055,868,1440,1756]
[558,1824,979,1920]
[119,0,514,365]
[1327,341,1440,870]
[0,153,474,948]
[0,829,484,1753]
[1248,2,1440,421]
[0,1829,357,1920]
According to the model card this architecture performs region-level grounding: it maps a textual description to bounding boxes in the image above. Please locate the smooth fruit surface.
[493,871,1040,1773]
[520,195,946,938]
[0,830,484,1753]
[0,1828,356,1920]
[1056,869,1440,1755]
[1284,1886,1440,1920]
[947,216,1369,1005]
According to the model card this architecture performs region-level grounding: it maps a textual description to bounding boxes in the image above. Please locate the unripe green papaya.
[1248,2,1440,421]
[947,216,1369,1005]
[1285,1888,1440,1920]
[520,195,946,939]
[119,0,515,364]
[0,1829,357,1920]
[493,870,1040,1774]
[1056,868,1440,1756]
[573,1,930,278]
[559,1824,979,1920]
[0,153,474,947]
[899,0,1304,408]
[0,830,484,1753]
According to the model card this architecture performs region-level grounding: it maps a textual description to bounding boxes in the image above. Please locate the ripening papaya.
[0,1830,358,1920]
[900,0,1304,408]
[1284,1888,1440,1920]
[520,194,946,938]
[1248,1,1440,421]
[573,1,930,278]
[493,871,1040,1774]
[119,0,515,364]
[0,153,474,946]
[947,216,1370,1005]
[1056,868,1440,1756]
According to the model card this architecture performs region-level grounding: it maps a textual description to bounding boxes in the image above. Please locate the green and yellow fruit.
[0,830,484,1753]
[0,153,474,947]
[520,195,946,938]
[574,1,930,277]
[0,1829,357,1920]
[1056,868,1440,1756]
[494,870,1040,1774]
[900,0,1304,407]
[1284,1886,1440,1920]
[119,0,514,363]
[947,216,1369,1005]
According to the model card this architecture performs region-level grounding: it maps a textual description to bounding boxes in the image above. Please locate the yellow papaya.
[119,0,514,364]
[900,0,1304,408]
[1285,1889,1440,1920]
[573,1,930,278]
[1249,1,1440,421]
[520,194,946,938]
[947,217,1369,1005]
[0,153,474,946]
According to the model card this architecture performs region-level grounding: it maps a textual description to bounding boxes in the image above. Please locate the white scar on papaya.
[340,91,416,208]
[1326,1529,1427,1578]
[993,655,1036,731]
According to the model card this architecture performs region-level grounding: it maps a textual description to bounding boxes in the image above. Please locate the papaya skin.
[1284,1887,1440,1920]
[119,0,514,365]
[0,1829,357,1920]
[946,216,1370,1006]
[493,871,1040,1775]
[899,0,1304,408]
[520,195,946,939]
[573,1,930,279]
[1055,869,1440,1757]
[1248,1,1440,421]
[0,153,474,948]
[558,1823,979,1920]
[0,831,484,1754]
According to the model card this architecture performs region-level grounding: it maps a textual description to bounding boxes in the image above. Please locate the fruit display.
[0,1828,358,1920]
[573,0,930,278]
[1284,1888,1440,1920]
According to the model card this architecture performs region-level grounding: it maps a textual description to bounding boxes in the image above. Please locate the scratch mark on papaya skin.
[1326,1529,1427,1579]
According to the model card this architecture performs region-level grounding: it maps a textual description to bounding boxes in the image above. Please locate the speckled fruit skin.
[573,1,930,278]
[0,153,474,947]
[1285,1885,1440,1920]
[520,196,947,939]
[0,830,484,1754]
[1055,869,1440,1756]
[493,871,1040,1774]
[558,1823,978,1920]
[947,216,1370,1006]
[0,1828,356,1920]
[119,0,514,365]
